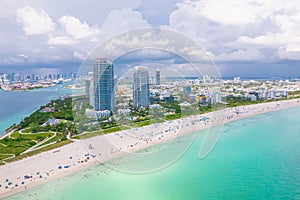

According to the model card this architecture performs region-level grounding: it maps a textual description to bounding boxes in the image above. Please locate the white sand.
[0,98,300,198]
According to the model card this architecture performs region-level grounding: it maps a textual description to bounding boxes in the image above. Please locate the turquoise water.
[4,106,300,200]
[0,83,72,135]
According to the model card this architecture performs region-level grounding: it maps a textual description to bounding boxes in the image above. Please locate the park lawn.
[22,127,33,133]
[10,132,54,141]
[72,125,131,139]
[36,132,67,147]
[36,136,57,147]
[103,126,130,133]
[165,113,182,120]
[5,140,73,163]
[73,131,104,139]
[131,120,152,127]
[0,154,13,160]
[0,132,55,157]
[0,137,35,155]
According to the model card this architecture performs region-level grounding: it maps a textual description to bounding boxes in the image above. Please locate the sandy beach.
[0,98,300,199]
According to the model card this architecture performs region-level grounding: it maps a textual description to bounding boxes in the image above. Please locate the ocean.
[0,83,72,135]
[3,105,300,200]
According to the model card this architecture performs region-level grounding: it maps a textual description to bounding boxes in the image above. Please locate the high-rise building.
[233,77,241,83]
[133,66,150,108]
[93,59,115,111]
[30,74,35,82]
[85,80,91,98]
[183,86,192,98]
[156,69,160,85]
[87,71,94,106]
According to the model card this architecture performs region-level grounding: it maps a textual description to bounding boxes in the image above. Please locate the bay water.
[0,83,72,135]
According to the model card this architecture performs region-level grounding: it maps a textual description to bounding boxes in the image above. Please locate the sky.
[0,0,300,77]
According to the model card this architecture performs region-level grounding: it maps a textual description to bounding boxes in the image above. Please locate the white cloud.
[47,36,77,46]
[59,16,101,40]
[73,51,86,60]
[189,0,300,26]
[197,0,266,26]
[46,15,102,47]
[167,0,300,61]
[47,8,151,49]
[100,8,151,37]
[16,6,55,36]
[0,1,151,66]
[18,54,28,58]
[44,8,153,64]
[2,0,300,67]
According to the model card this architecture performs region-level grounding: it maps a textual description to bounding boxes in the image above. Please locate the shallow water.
[4,106,300,200]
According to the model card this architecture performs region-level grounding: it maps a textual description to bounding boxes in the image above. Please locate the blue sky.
[0,0,300,77]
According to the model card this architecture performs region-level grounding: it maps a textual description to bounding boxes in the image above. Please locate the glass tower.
[156,69,160,85]
[93,59,114,111]
[133,66,150,108]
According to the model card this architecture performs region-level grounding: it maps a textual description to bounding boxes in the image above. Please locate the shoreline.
[0,83,73,136]
[0,98,300,199]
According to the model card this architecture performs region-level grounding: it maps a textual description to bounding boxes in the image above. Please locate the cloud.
[45,8,152,63]
[100,8,151,37]
[197,0,267,26]
[2,0,300,69]
[59,16,101,40]
[46,15,102,47]
[167,0,300,62]
[73,51,87,60]
[187,0,300,26]
[16,6,55,36]
[0,1,153,67]
[47,36,77,46]
[18,54,28,58]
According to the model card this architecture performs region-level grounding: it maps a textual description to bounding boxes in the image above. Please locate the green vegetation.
[132,120,152,127]
[103,126,130,133]
[17,98,73,130]
[72,125,131,139]
[1,90,299,165]
[0,154,13,160]
[72,131,103,140]
[159,101,181,114]
[223,96,289,107]
[288,91,300,96]
[10,132,53,140]
[0,132,54,157]
[288,91,300,99]
[165,113,180,120]
[22,127,33,133]
[0,97,74,163]
[5,140,72,163]
[36,132,68,147]
[224,96,258,107]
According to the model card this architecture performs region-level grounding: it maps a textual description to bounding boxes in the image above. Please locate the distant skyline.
[1,60,300,79]
[0,0,300,77]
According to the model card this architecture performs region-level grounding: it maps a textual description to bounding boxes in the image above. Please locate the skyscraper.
[183,86,192,98]
[85,80,90,98]
[156,69,160,85]
[133,66,150,108]
[87,71,94,106]
[93,58,114,111]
